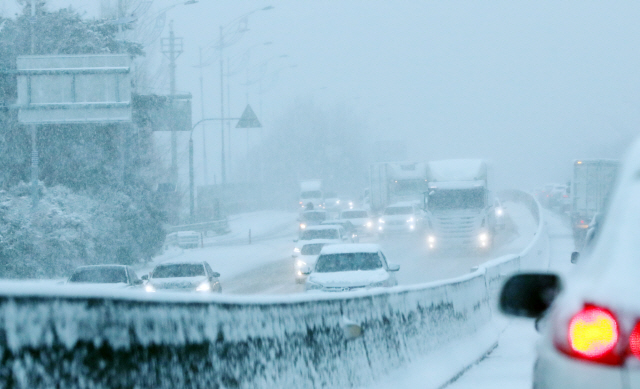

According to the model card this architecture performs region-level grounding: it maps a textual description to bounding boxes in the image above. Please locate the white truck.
[299,180,323,210]
[570,159,619,248]
[369,162,428,213]
[424,159,494,251]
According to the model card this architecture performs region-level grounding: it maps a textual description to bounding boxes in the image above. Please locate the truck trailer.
[369,162,428,213]
[424,159,494,251]
[570,159,619,249]
[299,180,323,210]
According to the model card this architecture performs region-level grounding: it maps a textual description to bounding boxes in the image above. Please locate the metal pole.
[30,0,38,208]
[189,137,195,218]
[169,21,178,186]
[227,57,231,181]
[220,25,226,184]
[199,47,209,185]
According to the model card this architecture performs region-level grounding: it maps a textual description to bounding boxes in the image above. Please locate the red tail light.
[558,305,622,365]
[629,322,640,360]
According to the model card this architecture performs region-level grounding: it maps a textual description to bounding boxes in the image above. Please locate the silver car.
[144,261,221,293]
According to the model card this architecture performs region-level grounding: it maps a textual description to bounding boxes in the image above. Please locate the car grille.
[431,213,482,242]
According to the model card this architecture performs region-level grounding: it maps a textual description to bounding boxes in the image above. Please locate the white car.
[339,208,375,236]
[294,240,337,283]
[303,244,399,292]
[66,265,143,288]
[144,261,221,293]
[500,140,638,389]
[377,202,422,234]
[292,225,352,257]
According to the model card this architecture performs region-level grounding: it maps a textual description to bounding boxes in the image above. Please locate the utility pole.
[227,56,231,180]
[161,21,183,186]
[29,0,38,208]
[199,47,209,185]
[219,25,226,184]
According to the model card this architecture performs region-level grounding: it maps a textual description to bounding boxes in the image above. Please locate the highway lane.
[223,201,537,294]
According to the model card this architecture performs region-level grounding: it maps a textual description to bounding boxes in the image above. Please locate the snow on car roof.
[304,225,341,231]
[320,244,381,255]
[386,201,416,208]
[301,239,339,247]
[155,260,206,267]
[74,264,127,270]
[341,208,368,213]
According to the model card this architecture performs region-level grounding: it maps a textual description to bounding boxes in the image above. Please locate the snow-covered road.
[138,200,538,296]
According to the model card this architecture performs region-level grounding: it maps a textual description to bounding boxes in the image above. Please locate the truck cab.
[423,159,494,251]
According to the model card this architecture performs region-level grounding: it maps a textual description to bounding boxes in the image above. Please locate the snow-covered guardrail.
[0,190,547,389]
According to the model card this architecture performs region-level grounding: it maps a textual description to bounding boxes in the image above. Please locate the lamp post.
[213,6,274,185]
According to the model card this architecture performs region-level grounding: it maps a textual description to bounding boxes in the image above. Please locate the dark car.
[67,265,143,288]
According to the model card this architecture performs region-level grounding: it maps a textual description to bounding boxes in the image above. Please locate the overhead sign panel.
[15,54,132,124]
[236,104,261,128]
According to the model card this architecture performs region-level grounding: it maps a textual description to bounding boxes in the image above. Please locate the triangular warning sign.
[235,105,262,128]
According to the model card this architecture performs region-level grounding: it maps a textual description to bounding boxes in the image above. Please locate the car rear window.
[341,211,368,219]
[69,267,127,283]
[152,264,205,278]
[301,229,339,240]
[301,212,327,222]
[315,253,382,272]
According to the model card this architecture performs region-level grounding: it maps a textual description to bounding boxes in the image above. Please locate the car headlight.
[406,217,414,223]
[196,282,211,292]
[479,233,489,243]
[428,235,436,243]
[366,221,373,228]
[145,284,156,293]
[369,281,386,288]
[294,247,301,253]
[296,260,306,268]
[378,218,385,224]
[300,223,307,229]
[336,200,340,205]
[495,208,503,216]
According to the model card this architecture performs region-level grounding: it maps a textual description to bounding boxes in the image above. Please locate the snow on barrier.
[0,191,548,389]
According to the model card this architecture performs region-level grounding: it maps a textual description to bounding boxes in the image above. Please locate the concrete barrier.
[0,191,547,389]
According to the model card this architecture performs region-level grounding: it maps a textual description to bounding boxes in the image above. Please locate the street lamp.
[213,6,274,185]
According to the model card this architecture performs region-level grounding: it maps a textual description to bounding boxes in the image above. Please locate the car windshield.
[315,253,383,272]
[301,243,325,255]
[152,264,205,278]
[68,267,127,284]
[384,206,413,215]
[301,212,327,222]
[341,211,368,219]
[300,229,339,240]
[428,188,486,210]
[301,190,322,199]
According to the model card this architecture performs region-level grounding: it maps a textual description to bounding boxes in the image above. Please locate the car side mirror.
[500,273,562,318]
[211,272,220,278]
[141,275,148,281]
[571,251,580,264]
[388,263,400,272]
[293,239,299,243]
[301,266,312,275]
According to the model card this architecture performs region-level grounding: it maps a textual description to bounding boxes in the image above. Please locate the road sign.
[15,54,132,124]
[235,104,261,128]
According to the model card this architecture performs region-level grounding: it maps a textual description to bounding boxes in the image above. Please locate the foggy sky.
[4,0,640,191]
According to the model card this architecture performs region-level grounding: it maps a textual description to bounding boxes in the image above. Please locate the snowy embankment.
[0,191,548,389]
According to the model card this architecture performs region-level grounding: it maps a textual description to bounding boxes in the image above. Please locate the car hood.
[381,214,413,221]
[298,254,319,266]
[64,282,131,289]
[149,276,208,290]
[308,268,389,288]
[345,218,370,226]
